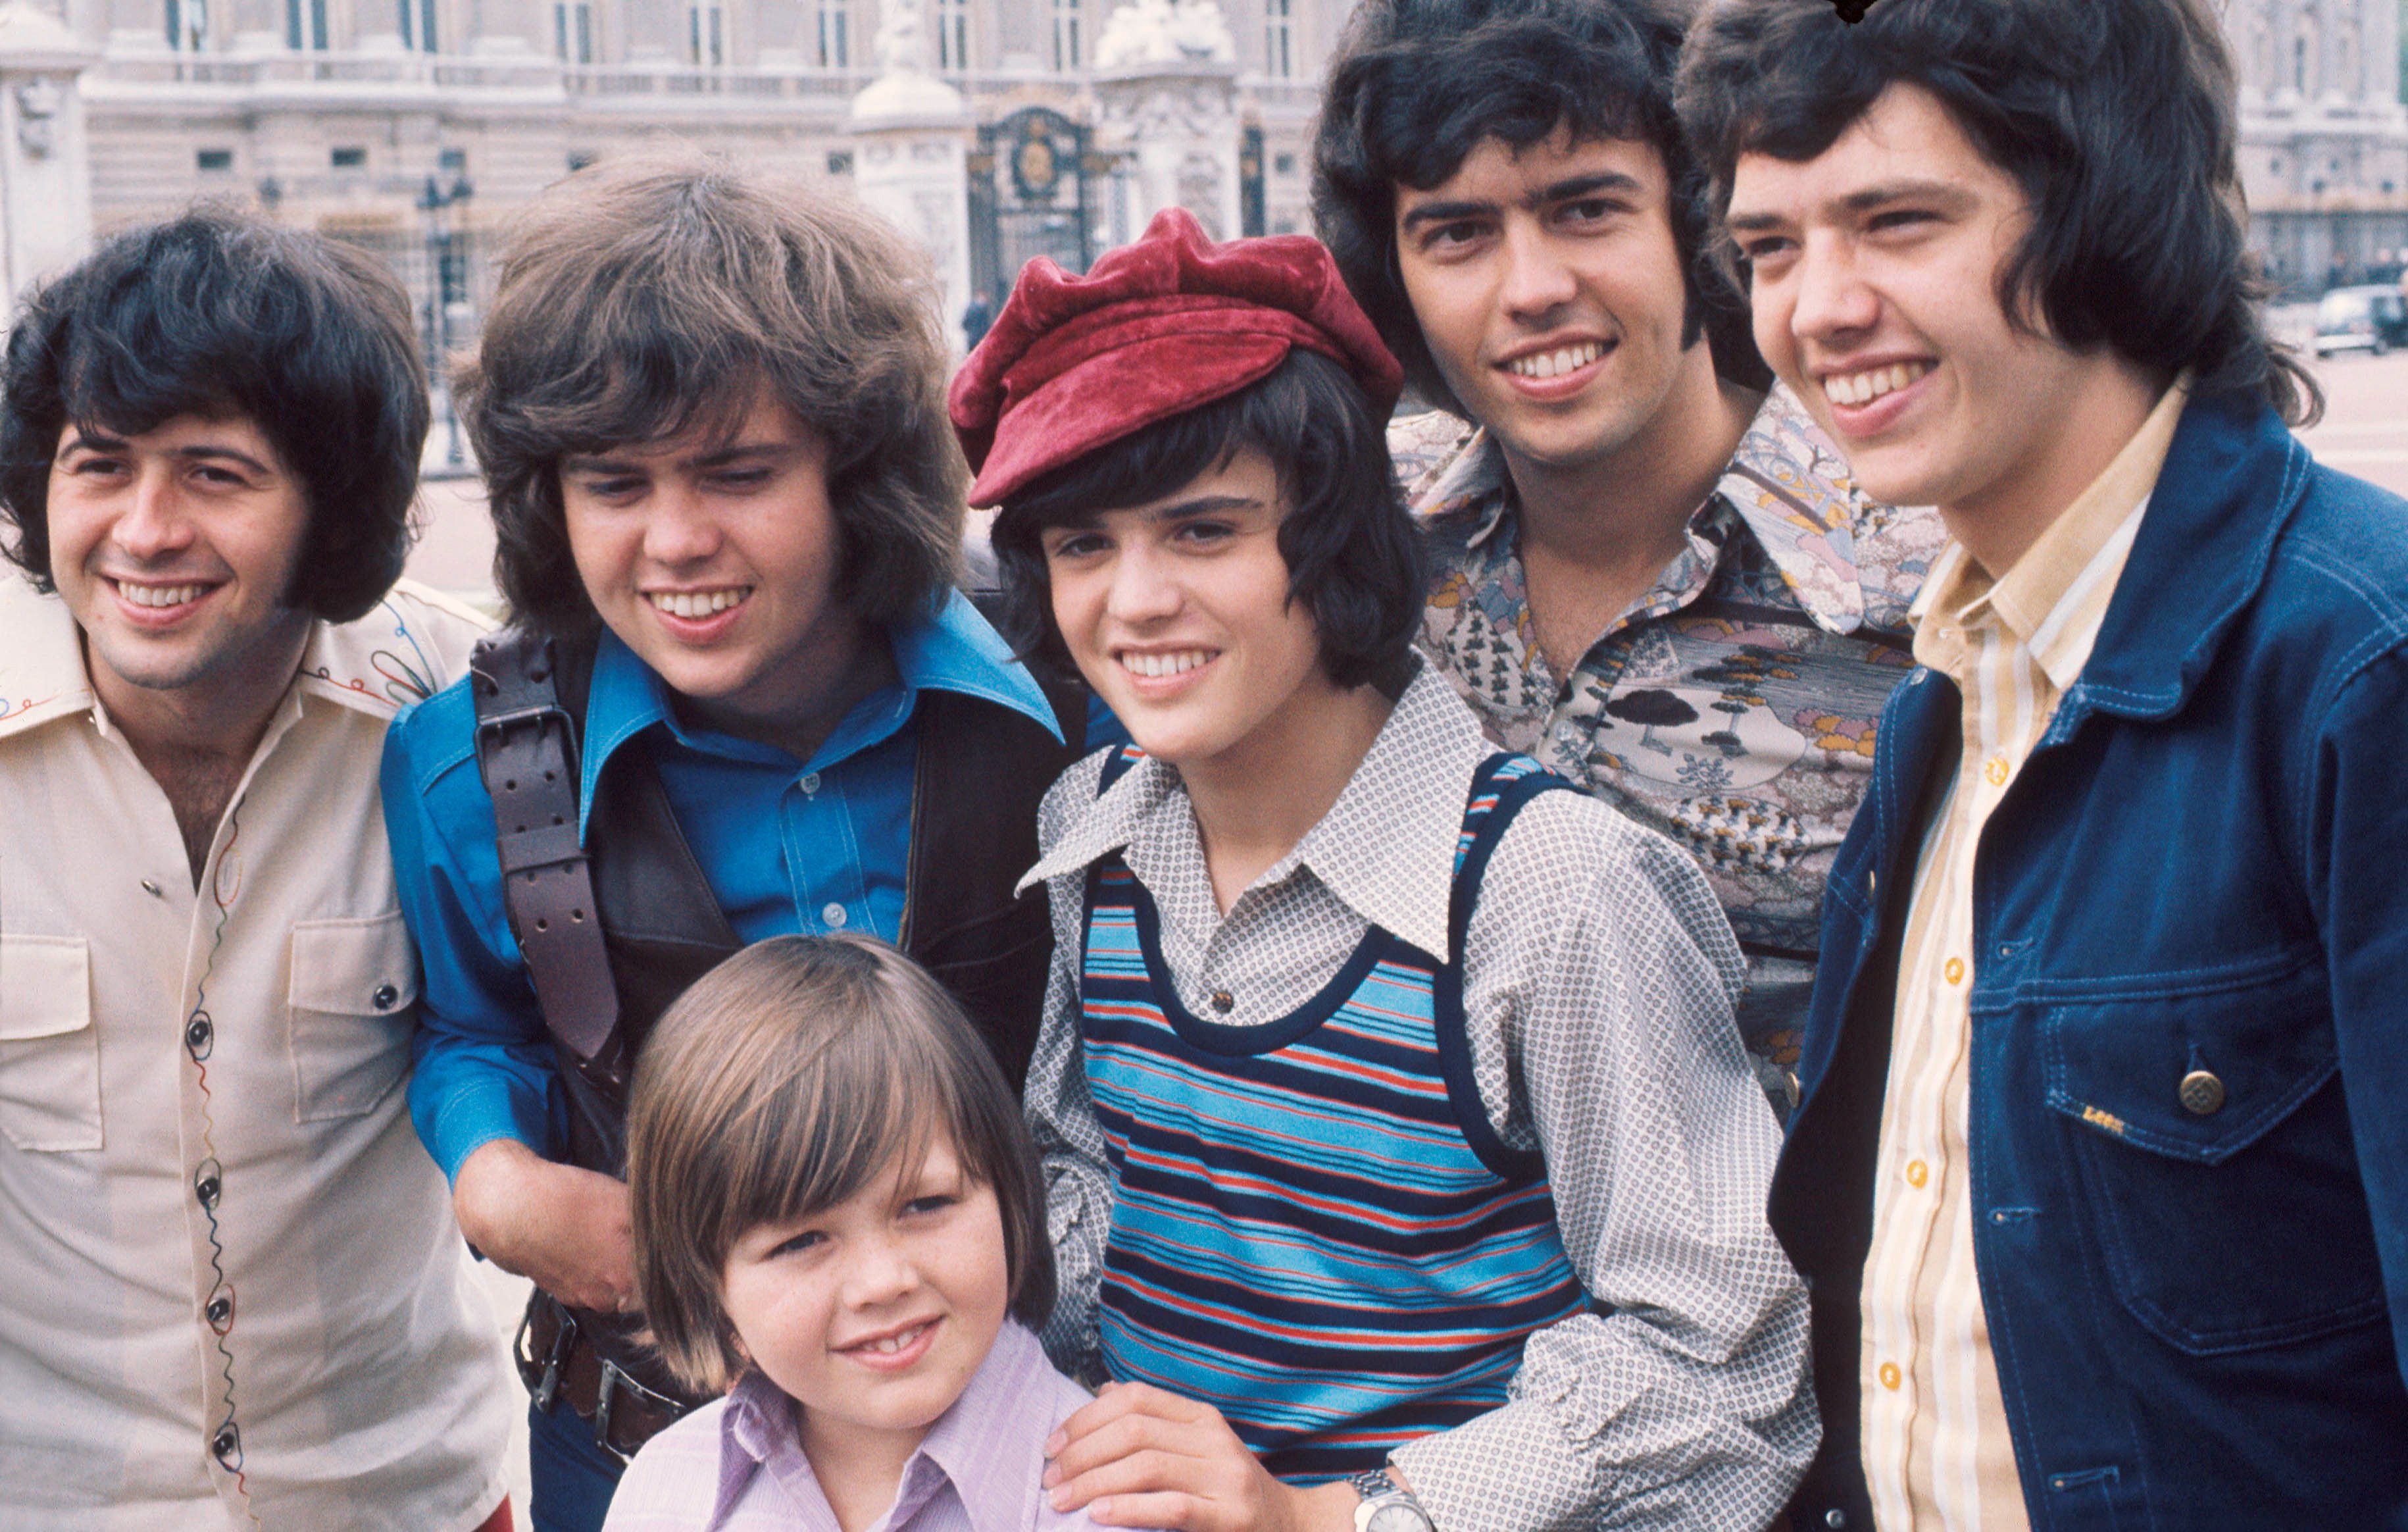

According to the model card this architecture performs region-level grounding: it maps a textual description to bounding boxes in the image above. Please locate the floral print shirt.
[1397,383,1949,1096]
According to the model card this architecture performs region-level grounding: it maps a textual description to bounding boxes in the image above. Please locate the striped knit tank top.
[1079,749,1593,1483]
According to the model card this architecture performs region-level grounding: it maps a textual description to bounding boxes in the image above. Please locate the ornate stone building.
[2227,0,2408,290]
[51,0,1349,356]
[16,0,2401,351]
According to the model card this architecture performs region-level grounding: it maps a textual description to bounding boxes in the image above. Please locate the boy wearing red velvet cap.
[953,209,1813,1532]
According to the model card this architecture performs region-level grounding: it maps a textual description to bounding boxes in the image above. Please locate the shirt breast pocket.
[287,913,420,1123]
[0,933,102,1152]
[2040,953,2384,1355]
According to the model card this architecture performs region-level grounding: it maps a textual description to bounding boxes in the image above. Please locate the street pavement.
[2296,349,2408,502]
[407,340,2408,1522]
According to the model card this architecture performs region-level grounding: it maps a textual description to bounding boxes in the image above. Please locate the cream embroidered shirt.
[1861,383,2187,1530]
[0,575,514,1531]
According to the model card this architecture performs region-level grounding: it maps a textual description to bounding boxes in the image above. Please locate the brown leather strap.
[516,1291,699,1464]
[470,630,622,1075]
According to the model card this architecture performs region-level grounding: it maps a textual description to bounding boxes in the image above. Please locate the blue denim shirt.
[1779,392,2408,1529]
[384,591,1070,1185]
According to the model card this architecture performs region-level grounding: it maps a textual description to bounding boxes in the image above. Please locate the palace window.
[399,0,438,53]
[1053,0,1082,72]
[165,0,209,51]
[818,1,849,67]
[286,0,327,49]
[690,3,726,67]
[1265,0,1293,79]
[554,2,593,63]
[936,0,970,71]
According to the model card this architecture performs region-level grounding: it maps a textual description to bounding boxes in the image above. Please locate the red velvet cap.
[949,207,1403,508]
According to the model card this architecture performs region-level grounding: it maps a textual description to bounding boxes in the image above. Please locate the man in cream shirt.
[0,211,512,1528]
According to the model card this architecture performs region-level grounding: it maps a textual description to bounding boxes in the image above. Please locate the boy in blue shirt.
[384,157,1083,1531]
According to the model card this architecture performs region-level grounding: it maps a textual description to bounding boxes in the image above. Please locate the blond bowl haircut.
[625,934,1056,1396]
[457,153,969,641]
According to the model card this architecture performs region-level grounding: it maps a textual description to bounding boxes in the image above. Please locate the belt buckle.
[474,700,572,741]
[518,1300,577,1414]
[593,1360,631,1466]
[593,1355,691,1465]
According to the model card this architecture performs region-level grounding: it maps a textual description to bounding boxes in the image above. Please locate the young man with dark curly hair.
[1682,0,2408,1524]
[0,210,512,1531]
[1313,0,1944,1113]
[380,157,1085,1532]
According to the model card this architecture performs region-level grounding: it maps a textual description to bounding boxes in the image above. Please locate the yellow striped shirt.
[1860,382,2188,1531]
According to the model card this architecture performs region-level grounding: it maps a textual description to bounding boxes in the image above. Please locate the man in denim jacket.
[1682,0,2408,1525]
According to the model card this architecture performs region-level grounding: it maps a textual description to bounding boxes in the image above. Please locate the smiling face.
[46,413,315,715]
[1728,84,2156,548]
[1040,447,1342,775]
[719,1131,1010,1470]
[1393,125,1708,478]
[560,389,864,744]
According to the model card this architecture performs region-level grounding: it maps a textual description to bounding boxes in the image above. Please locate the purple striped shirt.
[603,1322,1129,1532]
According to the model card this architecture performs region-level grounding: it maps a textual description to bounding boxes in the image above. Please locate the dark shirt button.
[205,1296,232,1325]
[1209,990,1234,1014]
[2179,1069,2226,1115]
[1824,1512,1849,1529]
[184,1016,213,1052]
[372,983,399,1011]
[213,1423,241,1464]
[194,1173,220,1209]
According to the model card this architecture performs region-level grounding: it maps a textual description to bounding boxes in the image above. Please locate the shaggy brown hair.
[459,155,967,638]
[625,934,1055,1395]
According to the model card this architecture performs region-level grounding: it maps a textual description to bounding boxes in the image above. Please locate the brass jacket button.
[2179,1069,2226,1115]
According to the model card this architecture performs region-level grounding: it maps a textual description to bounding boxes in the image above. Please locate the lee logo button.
[2179,1069,2226,1116]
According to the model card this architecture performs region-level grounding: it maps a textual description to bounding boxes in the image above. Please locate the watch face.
[1367,1502,1434,1532]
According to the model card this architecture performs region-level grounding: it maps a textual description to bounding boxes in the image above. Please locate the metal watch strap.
[470,630,621,1069]
[1349,1468,1435,1532]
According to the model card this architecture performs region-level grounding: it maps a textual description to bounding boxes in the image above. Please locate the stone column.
[0,3,93,303]
[1090,0,1240,242]
[849,0,974,350]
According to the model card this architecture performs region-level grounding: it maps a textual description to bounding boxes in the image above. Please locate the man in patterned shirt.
[1313,0,1944,1106]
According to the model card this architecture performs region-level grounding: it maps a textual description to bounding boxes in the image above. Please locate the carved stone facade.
[2225,0,2408,289]
[54,0,1345,343]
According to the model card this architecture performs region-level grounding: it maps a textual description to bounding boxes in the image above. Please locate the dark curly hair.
[988,349,1426,694]
[1310,0,1765,414]
[459,153,966,640]
[0,206,426,622]
[1676,0,2320,427]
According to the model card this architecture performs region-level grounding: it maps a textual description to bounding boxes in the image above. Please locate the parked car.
[2315,285,2408,356]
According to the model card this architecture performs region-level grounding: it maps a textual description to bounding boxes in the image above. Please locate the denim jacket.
[1778,390,2408,1531]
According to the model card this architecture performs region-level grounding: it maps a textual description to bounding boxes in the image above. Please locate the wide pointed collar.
[1018,664,1481,961]
[1406,382,1898,636]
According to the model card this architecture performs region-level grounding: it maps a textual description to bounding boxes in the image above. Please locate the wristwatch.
[1349,1467,1436,1532]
